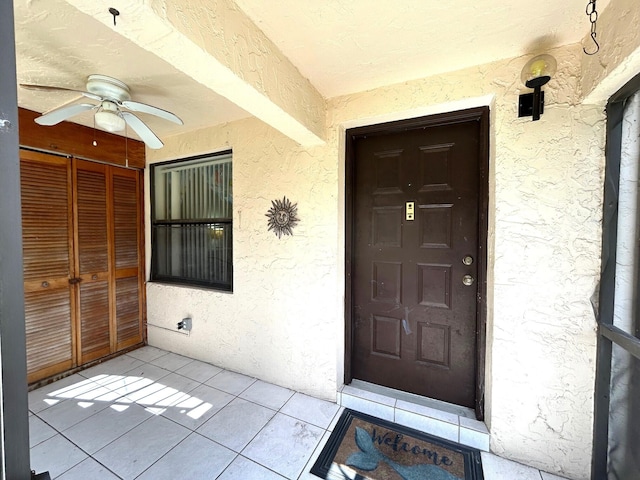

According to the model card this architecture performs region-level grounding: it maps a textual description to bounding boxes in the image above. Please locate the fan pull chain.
[92,116,98,146]
[125,122,129,168]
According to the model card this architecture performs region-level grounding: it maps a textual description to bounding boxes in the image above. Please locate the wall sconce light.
[518,54,557,121]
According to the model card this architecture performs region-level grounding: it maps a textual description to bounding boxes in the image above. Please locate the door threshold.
[339,380,489,451]
[349,380,476,418]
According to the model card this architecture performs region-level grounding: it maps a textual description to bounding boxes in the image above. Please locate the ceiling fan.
[20,74,183,149]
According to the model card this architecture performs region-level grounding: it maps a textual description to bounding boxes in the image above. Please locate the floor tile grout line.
[238,399,332,480]
[34,416,124,480]
[225,453,291,480]
[297,429,333,480]
[29,349,331,479]
[234,413,326,478]
[78,357,211,413]
[340,391,399,411]
[70,411,193,478]
[33,396,115,433]
[56,402,161,465]
[86,361,264,440]
[274,404,340,431]
[345,390,464,427]
[37,363,341,475]
[38,364,206,469]
[343,390,488,445]
[42,355,403,476]
[28,374,118,416]
[130,430,236,480]
[31,347,561,479]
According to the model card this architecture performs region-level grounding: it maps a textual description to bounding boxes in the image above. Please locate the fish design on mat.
[346,427,462,480]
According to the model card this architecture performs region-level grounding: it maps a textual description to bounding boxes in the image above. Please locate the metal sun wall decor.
[266,196,299,238]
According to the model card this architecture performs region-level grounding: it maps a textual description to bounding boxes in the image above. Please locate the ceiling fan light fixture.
[95,109,125,132]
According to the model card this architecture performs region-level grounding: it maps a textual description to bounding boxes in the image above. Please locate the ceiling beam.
[63,0,326,146]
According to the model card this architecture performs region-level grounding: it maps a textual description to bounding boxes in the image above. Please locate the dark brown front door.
[349,109,487,409]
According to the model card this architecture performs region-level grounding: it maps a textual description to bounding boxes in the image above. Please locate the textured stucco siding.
[145,118,338,401]
[326,44,604,480]
[582,0,640,103]
[146,42,609,479]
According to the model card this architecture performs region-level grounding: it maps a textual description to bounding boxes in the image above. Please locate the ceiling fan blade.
[122,112,164,149]
[20,83,103,102]
[121,100,183,125]
[34,103,96,126]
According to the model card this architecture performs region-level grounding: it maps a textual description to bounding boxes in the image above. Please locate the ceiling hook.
[583,0,600,55]
[109,7,120,26]
[583,32,600,55]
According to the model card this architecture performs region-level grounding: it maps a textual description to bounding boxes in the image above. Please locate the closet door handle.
[68,277,83,285]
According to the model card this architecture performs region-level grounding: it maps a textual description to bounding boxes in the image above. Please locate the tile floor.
[29,346,569,479]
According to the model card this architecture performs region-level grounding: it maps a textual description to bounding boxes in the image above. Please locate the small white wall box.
[177,318,192,331]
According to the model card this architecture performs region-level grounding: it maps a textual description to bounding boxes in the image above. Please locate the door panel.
[20,151,75,382]
[112,170,144,349]
[351,118,482,408]
[74,160,111,363]
[78,280,110,360]
[116,277,142,345]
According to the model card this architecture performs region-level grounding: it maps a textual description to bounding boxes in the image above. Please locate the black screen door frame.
[0,1,32,478]
[592,72,640,479]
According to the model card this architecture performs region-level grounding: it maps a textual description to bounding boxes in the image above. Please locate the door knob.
[462,275,475,286]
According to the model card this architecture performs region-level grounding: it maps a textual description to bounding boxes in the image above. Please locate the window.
[151,151,232,291]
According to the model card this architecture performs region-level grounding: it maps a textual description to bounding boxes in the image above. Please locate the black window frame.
[150,150,233,292]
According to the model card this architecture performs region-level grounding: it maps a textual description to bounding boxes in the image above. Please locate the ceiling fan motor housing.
[86,74,131,102]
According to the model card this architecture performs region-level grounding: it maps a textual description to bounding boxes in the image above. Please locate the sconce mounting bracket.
[518,91,545,119]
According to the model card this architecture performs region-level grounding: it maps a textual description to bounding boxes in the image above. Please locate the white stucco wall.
[146,42,605,479]
[582,0,640,104]
[326,45,604,480]
[145,118,337,401]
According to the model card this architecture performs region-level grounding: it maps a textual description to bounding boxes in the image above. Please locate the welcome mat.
[311,409,484,480]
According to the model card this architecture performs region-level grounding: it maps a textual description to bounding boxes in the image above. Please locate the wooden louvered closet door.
[21,151,144,384]
[112,168,144,350]
[74,160,111,364]
[21,151,75,383]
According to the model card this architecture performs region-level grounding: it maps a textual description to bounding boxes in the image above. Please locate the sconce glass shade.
[521,54,557,88]
[95,109,125,132]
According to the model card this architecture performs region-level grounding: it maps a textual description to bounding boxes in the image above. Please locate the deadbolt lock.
[463,255,474,265]
[406,201,415,221]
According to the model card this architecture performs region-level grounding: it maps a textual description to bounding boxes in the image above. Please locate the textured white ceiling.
[13,0,608,143]
[233,0,610,97]
[14,0,250,142]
